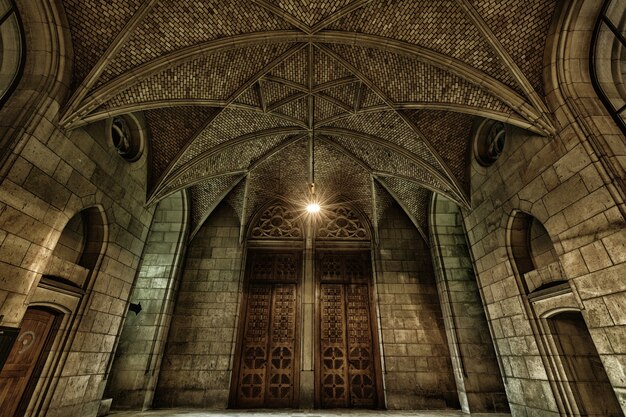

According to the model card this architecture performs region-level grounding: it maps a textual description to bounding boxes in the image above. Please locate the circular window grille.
[474,120,506,167]
[108,115,143,162]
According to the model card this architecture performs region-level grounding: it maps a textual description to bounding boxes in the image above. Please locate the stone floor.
[110,410,511,417]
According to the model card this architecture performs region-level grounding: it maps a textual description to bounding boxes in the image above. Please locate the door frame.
[0,306,63,417]
[313,246,385,409]
[229,247,303,408]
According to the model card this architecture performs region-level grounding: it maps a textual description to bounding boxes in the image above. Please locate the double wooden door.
[0,308,57,417]
[317,251,382,408]
[232,249,382,409]
[231,251,301,408]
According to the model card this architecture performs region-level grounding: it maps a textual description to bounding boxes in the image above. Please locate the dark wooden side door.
[232,251,301,408]
[0,308,57,417]
[317,251,382,408]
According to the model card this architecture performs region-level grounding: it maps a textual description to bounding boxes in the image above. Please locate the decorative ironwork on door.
[317,252,380,408]
[232,251,300,408]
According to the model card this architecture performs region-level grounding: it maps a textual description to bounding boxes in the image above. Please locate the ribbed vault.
[58,0,560,234]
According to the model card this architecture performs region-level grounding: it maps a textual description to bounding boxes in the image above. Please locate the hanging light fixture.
[306,184,320,213]
[306,96,321,214]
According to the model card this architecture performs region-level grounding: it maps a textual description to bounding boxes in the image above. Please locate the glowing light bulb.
[306,203,321,213]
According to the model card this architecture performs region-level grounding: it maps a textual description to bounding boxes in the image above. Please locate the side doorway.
[0,307,60,417]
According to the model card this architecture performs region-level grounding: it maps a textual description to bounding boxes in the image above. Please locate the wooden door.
[317,251,382,408]
[0,308,57,417]
[232,251,300,408]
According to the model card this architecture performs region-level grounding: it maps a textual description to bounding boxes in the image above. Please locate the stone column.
[300,217,315,407]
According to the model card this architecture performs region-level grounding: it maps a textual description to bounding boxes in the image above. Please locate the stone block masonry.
[154,202,242,408]
[376,202,458,410]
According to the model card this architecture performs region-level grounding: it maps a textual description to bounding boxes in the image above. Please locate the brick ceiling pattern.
[95,0,295,86]
[188,173,245,236]
[468,0,558,96]
[101,44,296,109]
[268,0,355,27]
[171,109,301,172]
[325,136,455,197]
[325,0,520,93]
[406,110,475,195]
[144,106,217,189]
[156,134,297,200]
[244,139,310,225]
[63,0,143,88]
[60,0,559,233]
[225,176,248,225]
[314,140,373,218]
[373,180,395,233]
[376,175,432,243]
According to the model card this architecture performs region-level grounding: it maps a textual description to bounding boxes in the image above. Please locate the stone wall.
[376,202,458,409]
[106,191,188,410]
[154,202,243,408]
[464,121,626,417]
[430,194,509,413]
[0,114,155,417]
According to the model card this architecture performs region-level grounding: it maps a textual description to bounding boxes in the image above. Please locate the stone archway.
[548,311,624,417]
[230,200,384,409]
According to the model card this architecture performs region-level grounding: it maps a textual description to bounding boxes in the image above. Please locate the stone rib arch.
[61,32,548,132]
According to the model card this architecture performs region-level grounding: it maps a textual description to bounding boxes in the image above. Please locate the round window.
[108,115,143,162]
[474,120,506,167]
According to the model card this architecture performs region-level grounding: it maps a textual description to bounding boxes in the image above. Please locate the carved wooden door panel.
[318,252,380,409]
[0,309,56,417]
[233,251,300,408]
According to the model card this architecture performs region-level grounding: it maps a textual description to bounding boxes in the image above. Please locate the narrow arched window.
[591,0,626,135]
[0,0,24,107]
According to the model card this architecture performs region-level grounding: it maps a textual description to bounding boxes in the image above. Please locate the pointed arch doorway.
[229,201,384,409]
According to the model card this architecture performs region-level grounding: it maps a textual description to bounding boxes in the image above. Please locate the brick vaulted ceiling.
[58,0,559,237]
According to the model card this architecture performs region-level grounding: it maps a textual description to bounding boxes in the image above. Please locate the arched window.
[0,0,24,107]
[591,0,626,135]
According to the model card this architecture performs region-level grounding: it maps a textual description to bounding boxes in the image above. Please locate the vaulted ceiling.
[58,0,559,239]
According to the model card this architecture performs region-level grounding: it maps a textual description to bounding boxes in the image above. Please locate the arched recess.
[591,0,626,136]
[545,310,624,417]
[0,0,72,171]
[154,200,244,409]
[505,211,620,417]
[429,193,509,413]
[105,190,189,410]
[508,212,625,417]
[509,211,564,295]
[230,200,305,409]
[45,206,108,290]
[0,206,107,417]
[374,197,457,410]
[312,202,384,410]
[0,0,25,106]
[545,0,626,217]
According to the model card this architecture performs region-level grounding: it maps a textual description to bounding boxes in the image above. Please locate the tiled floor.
[110,410,511,417]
